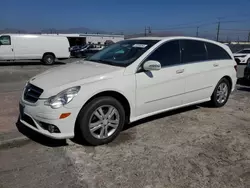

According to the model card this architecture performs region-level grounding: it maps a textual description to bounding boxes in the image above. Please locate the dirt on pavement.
[1,62,250,188]
[66,88,250,188]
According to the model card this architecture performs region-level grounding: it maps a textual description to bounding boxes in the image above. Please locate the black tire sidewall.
[78,97,125,146]
[43,54,55,65]
[211,78,230,107]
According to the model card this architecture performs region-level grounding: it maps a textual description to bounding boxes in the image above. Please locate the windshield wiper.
[87,59,117,66]
[86,59,126,67]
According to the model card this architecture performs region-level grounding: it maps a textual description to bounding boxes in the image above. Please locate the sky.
[1,0,250,40]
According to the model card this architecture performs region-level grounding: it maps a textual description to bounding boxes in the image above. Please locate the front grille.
[23,83,43,103]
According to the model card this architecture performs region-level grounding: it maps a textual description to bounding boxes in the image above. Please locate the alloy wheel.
[216,82,228,104]
[88,105,120,139]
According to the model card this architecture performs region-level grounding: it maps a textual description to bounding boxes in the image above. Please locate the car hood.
[29,60,124,91]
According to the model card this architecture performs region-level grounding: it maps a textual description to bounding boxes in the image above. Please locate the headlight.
[44,86,81,109]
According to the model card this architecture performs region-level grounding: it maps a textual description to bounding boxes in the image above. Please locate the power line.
[220,28,250,32]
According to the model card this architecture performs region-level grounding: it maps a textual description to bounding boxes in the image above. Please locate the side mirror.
[143,60,161,71]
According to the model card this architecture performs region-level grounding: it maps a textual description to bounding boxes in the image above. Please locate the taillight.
[234,65,237,72]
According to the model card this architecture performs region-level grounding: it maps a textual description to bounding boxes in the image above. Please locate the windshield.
[86,39,159,67]
[237,49,250,54]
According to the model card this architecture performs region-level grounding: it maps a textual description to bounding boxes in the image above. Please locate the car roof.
[128,36,220,43]
[0,34,65,38]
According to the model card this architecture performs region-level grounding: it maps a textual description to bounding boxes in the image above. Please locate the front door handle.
[176,69,184,74]
[213,63,219,67]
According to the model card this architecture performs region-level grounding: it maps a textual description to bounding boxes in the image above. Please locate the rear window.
[205,42,232,60]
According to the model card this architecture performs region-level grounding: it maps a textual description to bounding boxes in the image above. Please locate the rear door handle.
[176,69,184,74]
[213,63,219,67]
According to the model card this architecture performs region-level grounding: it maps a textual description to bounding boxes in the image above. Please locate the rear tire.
[76,96,125,146]
[42,54,55,65]
[210,78,231,107]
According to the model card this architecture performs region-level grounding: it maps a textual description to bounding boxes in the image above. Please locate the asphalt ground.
[0,59,250,188]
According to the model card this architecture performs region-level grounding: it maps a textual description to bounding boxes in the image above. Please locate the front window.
[0,35,11,45]
[86,39,159,67]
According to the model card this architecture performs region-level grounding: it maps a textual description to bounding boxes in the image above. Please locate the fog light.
[48,125,55,133]
[47,124,60,133]
[38,121,61,133]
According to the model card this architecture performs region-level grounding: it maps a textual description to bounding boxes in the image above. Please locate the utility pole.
[196,27,199,37]
[248,32,250,42]
[216,21,220,42]
[144,26,147,36]
[148,26,151,35]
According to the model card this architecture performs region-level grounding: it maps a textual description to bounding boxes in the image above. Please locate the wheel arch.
[221,75,233,91]
[74,90,132,136]
[43,52,56,59]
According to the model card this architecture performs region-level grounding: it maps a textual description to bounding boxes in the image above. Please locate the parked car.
[69,45,85,52]
[104,40,114,46]
[19,36,237,145]
[0,34,70,64]
[233,48,250,65]
[72,44,104,58]
[70,44,90,57]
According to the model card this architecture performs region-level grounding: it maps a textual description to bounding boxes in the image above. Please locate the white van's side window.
[0,35,11,45]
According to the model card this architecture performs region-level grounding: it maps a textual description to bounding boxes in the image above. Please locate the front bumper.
[19,99,79,139]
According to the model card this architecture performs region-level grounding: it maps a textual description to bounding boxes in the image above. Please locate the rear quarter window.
[205,42,232,60]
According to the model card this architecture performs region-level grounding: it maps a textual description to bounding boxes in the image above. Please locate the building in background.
[42,33,124,47]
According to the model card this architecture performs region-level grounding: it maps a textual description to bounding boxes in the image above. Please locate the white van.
[0,34,70,64]
[19,37,237,145]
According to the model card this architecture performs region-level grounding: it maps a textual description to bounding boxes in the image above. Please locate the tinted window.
[180,40,207,63]
[87,40,159,67]
[146,40,181,67]
[205,42,231,60]
[0,35,11,45]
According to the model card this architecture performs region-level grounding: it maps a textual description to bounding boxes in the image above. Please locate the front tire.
[210,78,230,107]
[42,54,55,65]
[76,97,125,146]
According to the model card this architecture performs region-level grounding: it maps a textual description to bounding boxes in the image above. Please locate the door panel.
[179,39,213,104]
[0,36,14,60]
[181,40,234,105]
[136,66,185,116]
[182,61,215,104]
[135,40,185,117]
